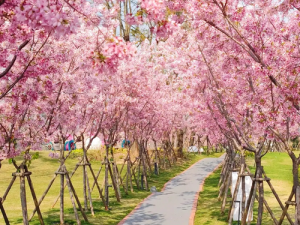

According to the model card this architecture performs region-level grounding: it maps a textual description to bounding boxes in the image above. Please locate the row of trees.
[137,0,300,224]
[0,1,193,224]
[0,0,189,161]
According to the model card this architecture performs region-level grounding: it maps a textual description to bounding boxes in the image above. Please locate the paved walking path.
[119,155,225,225]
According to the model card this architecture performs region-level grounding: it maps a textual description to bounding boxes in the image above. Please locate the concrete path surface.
[119,155,225,225]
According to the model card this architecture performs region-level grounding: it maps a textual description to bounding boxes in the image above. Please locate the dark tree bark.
[189,131,195,146]
[176,129,184,158]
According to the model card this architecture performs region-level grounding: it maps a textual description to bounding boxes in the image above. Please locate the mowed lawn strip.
[0,150,223,225]
[194,152,296,225]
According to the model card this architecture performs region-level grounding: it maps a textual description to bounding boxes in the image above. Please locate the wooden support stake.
[228,170,242,224]
[0,198,9,225]
[125,161,129,194]
[278,190,295,225]
[128,157,133,192]
[108,162,121,202]
[119,155,128,176]
[246,181,257,225]
[257,168,264,225]
[52,164,80,208]
[24,166,44,225]
[241,168,258,225]
[60,172,64,225]
[29,173,57,220]
[141,152,149,190]
[115,159,126,191]
[65,169,89,222]
[219,162,231,200]
[113,162,121,199]
[65,169,81,225]
[91,165,102,192]
[131,166,139,189]
[83,164,88,211]
[2,176,16,202]
[85,169,94,216]
[221,171,231,213]
[296,186,300,224]
[144,147,152,174]
[104,157,109,208]
[218,157,228,187]
[262,169,294,225]
[137,158,141,189]
[87,163,106,207]
[241,176,245,214]
[165,149,172,168]
[20,165,29,225]
[255,194,278,225]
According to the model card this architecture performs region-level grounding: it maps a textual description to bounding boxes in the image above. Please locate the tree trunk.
[256,161,264,225]
[60,142,65,225]
[292,159,299,187]
[104,147,109,209]
[20,165,29,225]
[189,131,195,146]
[83,164,88,211]
[292,159,300,223]
[240,154,246,217]
[177,129,184,158]
[296,186,300,224]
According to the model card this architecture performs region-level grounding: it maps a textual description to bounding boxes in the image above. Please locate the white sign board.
[231,172,253,222]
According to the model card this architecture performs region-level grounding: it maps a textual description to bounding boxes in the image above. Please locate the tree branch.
[0,40,30,79]
[242,145,256,153]
[0,33,51,99]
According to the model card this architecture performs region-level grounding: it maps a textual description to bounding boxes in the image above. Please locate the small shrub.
[87,150,103,162]
[68,149,83,159]
[112,147,127,154]
[245,151,255,158]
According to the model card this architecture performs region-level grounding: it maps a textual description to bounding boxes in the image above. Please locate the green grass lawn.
[0,150,223,225]
[194,152,296,225]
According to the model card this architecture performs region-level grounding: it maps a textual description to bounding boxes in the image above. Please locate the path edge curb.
[188,155,225,225]
[118,154,221,225]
